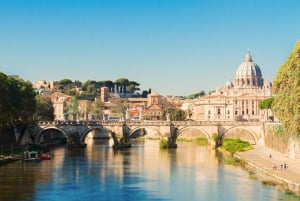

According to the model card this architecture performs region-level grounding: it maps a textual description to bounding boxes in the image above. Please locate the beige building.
[50,92,72,120]
[186,51,273,122]
[125,91,177,120]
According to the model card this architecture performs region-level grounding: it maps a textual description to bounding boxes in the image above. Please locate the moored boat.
[41,153,51,160]
[22,151,41,163]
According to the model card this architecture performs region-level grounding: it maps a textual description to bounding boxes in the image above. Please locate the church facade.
[187,51,273,122]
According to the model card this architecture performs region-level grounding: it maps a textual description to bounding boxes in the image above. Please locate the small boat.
[41,153,51,160]
[22,151,41,163]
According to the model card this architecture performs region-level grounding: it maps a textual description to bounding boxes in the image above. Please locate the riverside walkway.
[235,145,300,194]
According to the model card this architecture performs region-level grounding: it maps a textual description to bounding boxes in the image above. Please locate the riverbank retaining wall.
[264,123,300,159]
[234,153,300,196]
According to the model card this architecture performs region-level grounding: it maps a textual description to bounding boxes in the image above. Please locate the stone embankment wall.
[264,123,300,159]
[264,123,289,154]
[234,154,300,196]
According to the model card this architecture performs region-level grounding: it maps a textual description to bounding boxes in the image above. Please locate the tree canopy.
[92,98,104,120]
[186,91,206,99]
[35,95,55,121]
[258,97,274,109]
[162,107,186,121]
[272,40,300,136]
[0,72,36,127]
[65,96,79,120]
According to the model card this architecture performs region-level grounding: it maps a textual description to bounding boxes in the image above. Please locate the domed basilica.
[187,51,273,121]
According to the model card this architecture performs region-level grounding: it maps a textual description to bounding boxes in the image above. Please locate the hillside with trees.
[52,77,147,100]
[272,40,300,137]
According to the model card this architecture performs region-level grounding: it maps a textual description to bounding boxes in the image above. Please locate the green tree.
[162,107,186,121]
[35,95,55,121]
[112,100,128,119]
[101,80,114,92]
[272,41,300,137]
[126,81,140,95]
[64,88,77,96]
[0,73,36,142]
[186,91,206,99]
[81,80,96,91]
[0,72,10,125]
[74,80,82,87]
[115,78,129,95]
[66,96,79,120]
[7,75,36,126]
[57,78,73,91]
[141,90,149,98]
[259,97,274,121]
[258,97,274,109]
[92,98,104,120]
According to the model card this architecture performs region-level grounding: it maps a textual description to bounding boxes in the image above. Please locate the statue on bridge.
[167,124,178,148]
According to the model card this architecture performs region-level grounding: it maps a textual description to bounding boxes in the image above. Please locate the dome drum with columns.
[184,51,273,122]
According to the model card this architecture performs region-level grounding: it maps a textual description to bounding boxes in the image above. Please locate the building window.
[252,111,254,115]
[208,110,211,115]
[217,108,221,115]
[235,111,238,115]
[227,110,230,114]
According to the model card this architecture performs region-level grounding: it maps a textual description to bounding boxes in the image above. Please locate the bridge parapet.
[158,120,261,127]
[37,121,102,126]
[37,120,262,127]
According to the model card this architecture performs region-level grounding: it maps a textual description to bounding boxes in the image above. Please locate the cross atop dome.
[245,51,253,62]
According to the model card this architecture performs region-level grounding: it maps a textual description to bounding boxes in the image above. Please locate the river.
[0,139,299,201]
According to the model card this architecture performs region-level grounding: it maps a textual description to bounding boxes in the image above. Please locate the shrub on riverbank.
[222,138,252,155]
[177,137,208,145]
[159,138,168,149]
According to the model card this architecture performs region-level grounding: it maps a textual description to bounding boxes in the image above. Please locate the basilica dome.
[234,51,264,88]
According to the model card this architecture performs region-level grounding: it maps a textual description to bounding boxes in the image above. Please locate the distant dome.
[234,51,264,88]
[264,80,272,88]
[225,80,234,89]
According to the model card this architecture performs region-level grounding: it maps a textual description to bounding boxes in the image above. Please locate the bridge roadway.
[24,120,268,146]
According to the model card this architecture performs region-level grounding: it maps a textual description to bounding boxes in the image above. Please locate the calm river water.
[0,139,299,201]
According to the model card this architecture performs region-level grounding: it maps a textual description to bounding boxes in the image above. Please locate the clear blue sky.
[0,0,300,96]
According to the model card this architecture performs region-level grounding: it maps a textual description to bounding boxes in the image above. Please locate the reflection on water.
[0,139,299,201]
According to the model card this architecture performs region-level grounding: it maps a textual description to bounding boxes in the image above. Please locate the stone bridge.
[23,120,267,147]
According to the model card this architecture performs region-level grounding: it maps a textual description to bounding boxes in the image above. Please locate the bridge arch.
[35,127,68,144]
[80,127,112,143]
[221,126,258,145]
[176,126,212,144]
[129,126,162,139]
